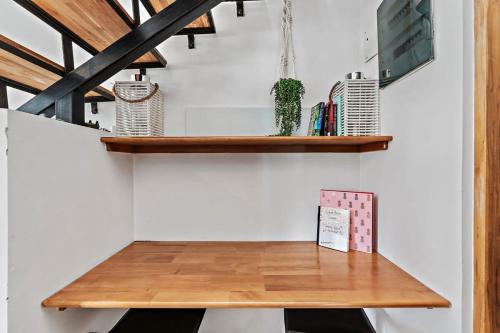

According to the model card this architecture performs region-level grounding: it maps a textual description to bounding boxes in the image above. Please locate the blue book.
[314,102,325,136]
[334,96,343,135]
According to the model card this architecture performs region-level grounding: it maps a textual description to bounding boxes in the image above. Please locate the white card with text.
[318,207,350,252]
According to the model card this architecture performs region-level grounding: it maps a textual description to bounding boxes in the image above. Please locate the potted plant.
[271,78,305,136]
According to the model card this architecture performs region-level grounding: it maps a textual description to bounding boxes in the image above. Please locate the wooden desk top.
[42,242,450,309]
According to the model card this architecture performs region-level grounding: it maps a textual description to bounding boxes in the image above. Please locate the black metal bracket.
[62,35,74,74]
[134,68,147,81]
[55,91,85,125]
[132,0,141,28]
[236,0,244,16]
[91,102,98,115]
[109,309,206,333]
[188,34,195,49]
[0,82,8,109]
[284,309,377,333]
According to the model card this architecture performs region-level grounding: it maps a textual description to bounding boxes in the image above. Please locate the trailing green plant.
[271,78,305,136]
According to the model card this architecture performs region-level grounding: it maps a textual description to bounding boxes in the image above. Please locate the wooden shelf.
[101,136,393,154]
[42,241,450,309]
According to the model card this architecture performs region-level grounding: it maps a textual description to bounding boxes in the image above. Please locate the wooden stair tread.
[42,241,450,309]
[0,34,113,100]
[100,136,393,153]
[19,0,166,67]
[143,0,215,34]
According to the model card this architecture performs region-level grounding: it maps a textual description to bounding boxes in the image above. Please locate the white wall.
[0,111,8,333]
[0,1,97,110]
[129,1,364,332]
[0,0,474,332]
[359,0,471,332]
[126,0,364,240]
[461,0,474,331]
[6,111,134,333]
[89,0,365,132]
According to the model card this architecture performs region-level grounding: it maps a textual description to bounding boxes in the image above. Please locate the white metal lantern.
[113,80,164,136]
[331,79,380,136]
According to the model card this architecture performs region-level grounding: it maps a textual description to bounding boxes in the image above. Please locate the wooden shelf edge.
[43,298,451,310]
[100,136,393,154]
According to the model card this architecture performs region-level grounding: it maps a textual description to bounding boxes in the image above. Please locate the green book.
[307,103,322,136]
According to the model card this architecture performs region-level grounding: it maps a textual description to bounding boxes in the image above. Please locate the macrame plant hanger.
[279,0,296,79]
[271,0,304,136]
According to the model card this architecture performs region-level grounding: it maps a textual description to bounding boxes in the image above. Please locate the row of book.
[307,98,343,136]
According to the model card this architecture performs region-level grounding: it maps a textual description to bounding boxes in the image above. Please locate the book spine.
[307,105,316,136]
[316,206,321,245]
[332,103,337,136]
[321,103,327,136]
[312,104,321,136]
[335,96,343,136]
[315,102,325,136]
[326,101,334,136]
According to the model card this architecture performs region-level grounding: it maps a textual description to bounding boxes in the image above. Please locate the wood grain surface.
[42,241,450,309]
[31,0,160,64]
[100,136,394,153]
[0,35,113,98]
[474,0,500,332]
[148,0,211,29]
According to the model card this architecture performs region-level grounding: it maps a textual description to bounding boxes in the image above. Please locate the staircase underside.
[0,34,113,103]
[13,0,167,69]
[17,0,224,121]
[142,0,216,35]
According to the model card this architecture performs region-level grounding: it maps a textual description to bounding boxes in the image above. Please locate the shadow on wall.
[374,310,420,333]
[42,308,125,333]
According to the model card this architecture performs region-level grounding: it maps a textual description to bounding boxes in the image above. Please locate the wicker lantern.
[113,77,163,136]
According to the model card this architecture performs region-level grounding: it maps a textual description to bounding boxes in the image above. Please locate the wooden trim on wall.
[474,0,500,332]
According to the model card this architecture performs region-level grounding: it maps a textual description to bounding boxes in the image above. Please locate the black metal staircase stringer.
[17,0,224,123]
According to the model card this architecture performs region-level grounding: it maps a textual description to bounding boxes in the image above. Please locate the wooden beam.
[17,0,223,116]
[474,0,500,332]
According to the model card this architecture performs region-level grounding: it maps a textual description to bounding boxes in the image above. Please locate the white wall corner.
[0,110,9,333]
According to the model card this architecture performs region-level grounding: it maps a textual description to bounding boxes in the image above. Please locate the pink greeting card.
[320,190,376,253]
